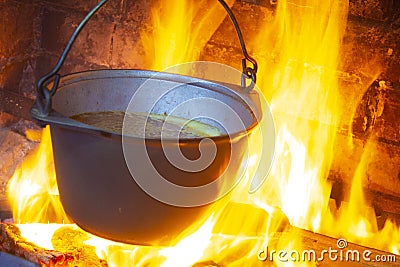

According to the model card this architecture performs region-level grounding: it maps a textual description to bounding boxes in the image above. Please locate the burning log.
[0,223,71,266]
[1,202,399,267]
[206,203,400,266]
[199,227,400,266]
[0,223,107,267]
[269,227,400,267]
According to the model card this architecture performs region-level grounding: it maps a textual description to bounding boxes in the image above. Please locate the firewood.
[206,202,400,266]
[1,217,399,266]
[198,227,400,267]
[0,223,107,267]
[51,226,107,267]
[282,227,400,267]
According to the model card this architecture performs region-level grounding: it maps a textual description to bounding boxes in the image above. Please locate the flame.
[17,223,75,250]
[5,0,400,266]
[7,126,70,224]
[319,138,400,252]
[250,0,400,258]
[141,0,234,71]
[7,1,234,266]
[250,0,347,233]
[159,216,214,267]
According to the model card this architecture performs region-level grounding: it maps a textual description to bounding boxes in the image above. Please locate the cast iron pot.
[31,69,262,245]
[30,0,262,245]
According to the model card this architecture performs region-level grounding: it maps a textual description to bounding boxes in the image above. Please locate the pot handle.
[33,0,258,117]
[217,0,258,90]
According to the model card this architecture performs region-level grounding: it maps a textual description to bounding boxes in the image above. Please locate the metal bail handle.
[34,0,258,117]
[217,0,258,91]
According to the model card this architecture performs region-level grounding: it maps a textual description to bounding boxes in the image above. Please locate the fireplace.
[1,0,400,266]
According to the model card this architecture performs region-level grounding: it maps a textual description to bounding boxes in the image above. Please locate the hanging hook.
[217,0,258,91]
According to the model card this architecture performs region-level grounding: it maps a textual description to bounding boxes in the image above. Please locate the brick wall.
[0,0,151,118]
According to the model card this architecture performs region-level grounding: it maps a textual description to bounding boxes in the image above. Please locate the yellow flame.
[17,223,75,250]
[7,126,70,224]
[251,0,348,235]
[159,216,214,267]
[251,0,400,258]
[320,138,400,252]
[8,2,236,266]
[141,0,234,71]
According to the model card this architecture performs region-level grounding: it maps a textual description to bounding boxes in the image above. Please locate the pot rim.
[32,69,262,143]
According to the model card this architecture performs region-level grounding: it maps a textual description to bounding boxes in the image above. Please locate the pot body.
[32,70,261,245]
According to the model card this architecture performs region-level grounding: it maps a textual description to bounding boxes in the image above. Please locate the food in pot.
[71,111,222,138]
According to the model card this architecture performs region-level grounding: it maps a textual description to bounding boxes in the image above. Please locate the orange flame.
[141,0,234,71]
[251,0,348,232]
[251,0,400,257]
[7,126,70,224]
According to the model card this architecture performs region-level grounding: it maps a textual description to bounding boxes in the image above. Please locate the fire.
[5,0,400,266]
[252,0,346,231]
[320,138,400,251]
[7,126,70,225]
[140,0,234,71]
[251,0,400,258]
[158,216,214,267]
